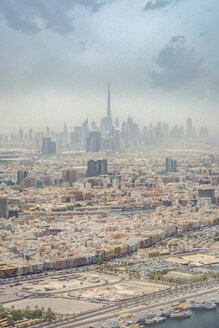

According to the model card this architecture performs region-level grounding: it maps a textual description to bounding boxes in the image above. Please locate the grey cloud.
[0,0,111,34]
[144,0,181,11]
[80,40,88,52]
[150,35,204,90]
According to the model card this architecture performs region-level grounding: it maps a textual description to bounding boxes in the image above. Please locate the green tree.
[10,309,24,321]
[43,309,56,322]
[0,312,7,319]
[32,309,43,319]
[7,316,15,326]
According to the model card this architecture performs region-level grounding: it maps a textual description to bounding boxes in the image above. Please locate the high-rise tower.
[64,121,67,139]
[186,118,193,137]
[100,84,113,136]
[0,197,8,219]
[107,84,111,119]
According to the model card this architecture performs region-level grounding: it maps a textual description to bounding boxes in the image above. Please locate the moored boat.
[205,303,216,311]
[145,316,166,325]
[136,318,145,324]
[193,302,216,311]
[161,310,172,317]
[170,310,192,319]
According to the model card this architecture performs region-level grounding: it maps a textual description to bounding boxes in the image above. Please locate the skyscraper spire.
[107,83,111,118]
[64,121,67,136]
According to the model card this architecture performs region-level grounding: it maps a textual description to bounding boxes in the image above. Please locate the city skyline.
[0,81,218,134]
[0,1,219,132]
[0,85,215,137]
[0,2,218,324]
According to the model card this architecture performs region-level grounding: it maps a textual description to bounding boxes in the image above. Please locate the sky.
[0,0,218,133]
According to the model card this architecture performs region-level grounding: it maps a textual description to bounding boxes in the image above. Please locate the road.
[34,283,219,328]
[0,272,123,305]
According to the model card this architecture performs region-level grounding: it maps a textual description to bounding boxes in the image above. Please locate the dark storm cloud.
[0,0,111,34]
[144,0,181,11]
[150,36,204,90]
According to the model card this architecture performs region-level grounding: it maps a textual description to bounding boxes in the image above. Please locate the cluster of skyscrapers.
[40,86,211,155]
[0,85,211,155]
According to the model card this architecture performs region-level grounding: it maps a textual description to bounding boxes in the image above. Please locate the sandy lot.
[166,254,219,266]
[6,297,101,314]
[72,280,169,301]
[23,272,119,293]
[167,271,193,279]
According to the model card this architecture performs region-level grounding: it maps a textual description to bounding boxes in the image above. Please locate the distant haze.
[0,0,219,133]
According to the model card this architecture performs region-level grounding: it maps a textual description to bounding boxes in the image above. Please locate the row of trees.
[0,305,56,326]
[148,269,219,284]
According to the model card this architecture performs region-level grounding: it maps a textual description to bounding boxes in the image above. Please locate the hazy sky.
[0,0,218,132]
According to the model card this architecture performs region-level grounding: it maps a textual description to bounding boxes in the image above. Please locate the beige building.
[137,249,159,258]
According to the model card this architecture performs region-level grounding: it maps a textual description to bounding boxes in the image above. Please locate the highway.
[34,282,219,328]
